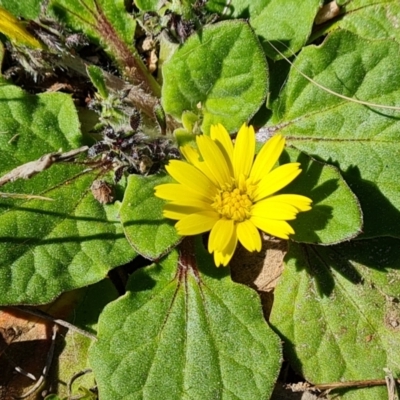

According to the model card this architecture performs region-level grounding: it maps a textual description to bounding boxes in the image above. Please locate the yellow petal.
[253,163,301,202]
[252,199,301,220]
[0,7,43,49]
[175,211,219,235]
[210,123,234,165]
[237,220,261,252]
[180,145,201,165]
[166,160,216,198]
[213,228,238,267]
[163,204,206,220]
[180,145,220,187]
[250,134,285,183]
[213,251,226,267]
[268,194,312,212]
[196,135,232,188]
[155,183,212,204]
[208,218,234,253]
[233,124,255,181]
[250,216,294,239]
[170,198,213,210]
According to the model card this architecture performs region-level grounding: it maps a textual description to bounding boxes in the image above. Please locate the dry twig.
[0,146,88,187]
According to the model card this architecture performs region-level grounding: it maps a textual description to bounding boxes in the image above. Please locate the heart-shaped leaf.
[162,20,268,133]
[268,30,400,238]
[271,238,400,399]
[0,84,136,305]
[89,239,282,400]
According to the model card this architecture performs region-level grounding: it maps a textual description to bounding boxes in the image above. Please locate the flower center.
[212,187,253,222]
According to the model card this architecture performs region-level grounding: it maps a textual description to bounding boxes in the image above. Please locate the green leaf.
[134,0,192,14]
[323,1,400,44]
[0,84,136,305]
[134,0,159,12]
[268,30,400,238]
[119,174,181,260]
[49,0,160,96]
[270,238,400,399]
[205,0,269,18]
[0,83,82,194]
[250,0,321,59]
[89,239,282,400]
[0,0,41,19]
[55,280,118,398]
[162,20,268,133]
[0,173,136,305]
[87,65,109,99]
[279,147,362,245]
[49,0,135,51]
[44,395,62,400]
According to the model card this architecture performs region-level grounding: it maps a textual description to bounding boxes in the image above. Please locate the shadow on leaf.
[330,237,400,275]
[291,243,363,297]
[279,150,336,243]
[343,165,400,238]
[0,203,117,223]
[0,232,126,245]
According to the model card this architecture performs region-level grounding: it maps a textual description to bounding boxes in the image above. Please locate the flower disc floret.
[155,123,312,267]
[213,187,253,222]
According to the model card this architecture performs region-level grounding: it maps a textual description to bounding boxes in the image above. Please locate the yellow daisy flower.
[155,124,312,267]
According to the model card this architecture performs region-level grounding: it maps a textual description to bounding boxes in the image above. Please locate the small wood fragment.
[315,1,341,25]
